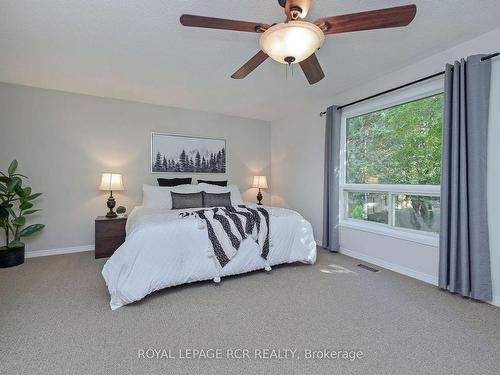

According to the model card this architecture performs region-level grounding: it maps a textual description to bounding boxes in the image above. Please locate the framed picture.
[151,133,226,173]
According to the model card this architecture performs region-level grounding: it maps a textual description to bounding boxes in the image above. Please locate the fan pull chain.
[285,62,294,80]
[283,56,295,81]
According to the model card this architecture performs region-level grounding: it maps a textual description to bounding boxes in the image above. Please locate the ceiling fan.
[180,0,417,85]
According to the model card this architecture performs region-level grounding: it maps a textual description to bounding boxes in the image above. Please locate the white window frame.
[339,78,444,247]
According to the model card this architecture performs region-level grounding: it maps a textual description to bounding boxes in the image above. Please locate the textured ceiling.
[1,0,500,121]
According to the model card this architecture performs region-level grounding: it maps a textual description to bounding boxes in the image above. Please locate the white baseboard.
[25,245,94,258]
[340,246,439,285]
[339,247,499,308]
[491,296,500,308]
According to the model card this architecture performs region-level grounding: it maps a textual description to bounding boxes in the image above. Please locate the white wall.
[271,110,325,238]
[0,83,271,253]
[271,27,500,304]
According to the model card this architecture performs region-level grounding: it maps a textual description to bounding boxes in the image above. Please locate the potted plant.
[116,206,126,218]
[0,160,45,268]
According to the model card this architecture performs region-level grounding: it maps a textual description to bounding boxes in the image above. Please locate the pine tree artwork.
[151,133,226,173]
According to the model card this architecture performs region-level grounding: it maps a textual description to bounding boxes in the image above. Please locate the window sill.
[339,220,439,247]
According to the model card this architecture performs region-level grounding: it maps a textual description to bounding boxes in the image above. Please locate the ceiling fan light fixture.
[259,21,324,64]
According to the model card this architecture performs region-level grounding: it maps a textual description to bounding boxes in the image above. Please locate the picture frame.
[151,132,226,174]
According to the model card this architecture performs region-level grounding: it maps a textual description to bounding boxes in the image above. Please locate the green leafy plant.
[346,94,443,185]
[351,205,365,220]
[0,160,45,249]
[116,206,126,215]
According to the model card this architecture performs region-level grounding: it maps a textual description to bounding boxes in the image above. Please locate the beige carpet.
[1,247,499,375]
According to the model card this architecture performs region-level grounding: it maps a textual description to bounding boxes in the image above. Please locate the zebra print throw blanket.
[179,205,270,269]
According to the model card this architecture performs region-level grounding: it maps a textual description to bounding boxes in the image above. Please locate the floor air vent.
[357,264,379,273]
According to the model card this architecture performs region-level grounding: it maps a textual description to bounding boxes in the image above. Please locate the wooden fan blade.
[299,53,325,85]
[285,0,312,20]
[231,51,269,79]
[315,4,416,35]
[180,14,270,33]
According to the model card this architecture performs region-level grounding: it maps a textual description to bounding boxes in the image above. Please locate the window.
[340,82,443,244]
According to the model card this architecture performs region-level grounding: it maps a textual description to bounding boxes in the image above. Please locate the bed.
[101,183,317,310]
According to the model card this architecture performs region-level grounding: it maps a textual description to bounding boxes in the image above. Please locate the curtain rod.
[319,51,499,116]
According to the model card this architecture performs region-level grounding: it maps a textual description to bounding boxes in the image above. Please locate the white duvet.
[102,205,317,310]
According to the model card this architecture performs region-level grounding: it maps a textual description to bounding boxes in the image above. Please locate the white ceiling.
[1,0,500,121]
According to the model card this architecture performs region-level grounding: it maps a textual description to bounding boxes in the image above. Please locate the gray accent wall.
[0,82,271,253]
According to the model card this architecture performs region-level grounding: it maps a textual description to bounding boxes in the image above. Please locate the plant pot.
[0,245,25,268]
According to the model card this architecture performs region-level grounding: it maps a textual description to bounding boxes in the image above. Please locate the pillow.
[203,192,232,208]
[142,184,201,209]
[198,183,243,206]
[158,177,192,187]
[197,179,227,187]
[171,192,203,209]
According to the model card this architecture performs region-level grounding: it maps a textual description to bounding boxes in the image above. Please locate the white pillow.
[198,183,243,206]
[142,184,202,209]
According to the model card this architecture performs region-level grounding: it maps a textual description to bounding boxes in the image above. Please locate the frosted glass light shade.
[99,173,124,191]
[252,175,268,189]
[259,21,324,64]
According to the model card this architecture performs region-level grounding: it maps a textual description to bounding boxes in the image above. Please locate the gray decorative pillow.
[203,192,232,208]
[171,192,203,209]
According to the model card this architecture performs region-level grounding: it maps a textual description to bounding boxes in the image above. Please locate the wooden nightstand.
[95,216,127,259]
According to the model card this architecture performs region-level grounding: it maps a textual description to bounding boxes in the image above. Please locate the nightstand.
[95,216,127,259]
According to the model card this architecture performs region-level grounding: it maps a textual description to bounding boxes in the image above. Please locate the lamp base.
[106,192,117,218]
[256,190,263,205]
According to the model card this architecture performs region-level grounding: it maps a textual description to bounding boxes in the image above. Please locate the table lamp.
[252,175,268,205]
[99,173,124,218]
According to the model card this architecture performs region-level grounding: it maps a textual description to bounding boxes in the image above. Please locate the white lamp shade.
[99,173,124,191]
[259,21,324,64]
[252,175,268,189]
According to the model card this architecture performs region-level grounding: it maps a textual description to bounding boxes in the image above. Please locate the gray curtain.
[323,105,341,251]
[439,54,492,301]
